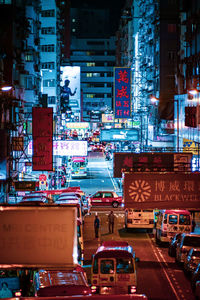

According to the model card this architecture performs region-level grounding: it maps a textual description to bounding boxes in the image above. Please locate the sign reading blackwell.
[113,153,192,178]
[114,67,131,119]
[124,172,200,209]
[32,107,53,171]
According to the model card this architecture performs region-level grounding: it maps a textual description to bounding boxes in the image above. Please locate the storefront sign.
[14,181,36,191]
[114,67,131,118]
[114,153,192,178]
[32,107,53,171]
[124,172,200,209]
[101,129,139,142]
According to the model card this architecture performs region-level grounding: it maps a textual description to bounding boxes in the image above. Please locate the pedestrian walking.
[108,210,115,234]
[94,214,100,238]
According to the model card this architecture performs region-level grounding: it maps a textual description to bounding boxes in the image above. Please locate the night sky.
[71,0,126,34]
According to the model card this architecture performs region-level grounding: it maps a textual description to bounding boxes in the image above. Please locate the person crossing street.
[108,210,115,234]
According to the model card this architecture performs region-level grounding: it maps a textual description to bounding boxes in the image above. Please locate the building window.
[41,10,55,17]
[41,62,55,69]
[87,62,95,66]
[92,103,98,107]
[168,51,175,61]
[41,27,55,34]
[87,41,104,45]
[41,44,55,52]
[0,0,11,3]
[168,24,176,33]
[43,79,56,87]
[48,96,56,104]
[25,54,34,62]
[24,77,33,90]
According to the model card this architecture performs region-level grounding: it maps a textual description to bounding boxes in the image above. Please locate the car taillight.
[91,286,98,293]
[128,285,136,294]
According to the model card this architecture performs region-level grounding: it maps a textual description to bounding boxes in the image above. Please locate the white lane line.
[106,160,118,191]
[147,235,181,300]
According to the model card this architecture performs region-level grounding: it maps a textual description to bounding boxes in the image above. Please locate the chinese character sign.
[114,67,131,118]
[124,172,200,209]
[32,107,53,171]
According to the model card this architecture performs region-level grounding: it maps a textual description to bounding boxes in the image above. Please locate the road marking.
[147,235,181,300]
[106,161,118,191]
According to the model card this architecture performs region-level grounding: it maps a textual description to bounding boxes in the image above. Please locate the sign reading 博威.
[124,172,200,209]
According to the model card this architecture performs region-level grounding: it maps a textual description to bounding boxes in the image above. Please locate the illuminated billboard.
[101,129,139,142]
[124,172,200,209]
[60,66,80,111]
[66,122,90,129]
[28,140,87,157]
[32,107,53,171]
[114,67,131,119]
[114,152,192,178]
[102,114,114,123]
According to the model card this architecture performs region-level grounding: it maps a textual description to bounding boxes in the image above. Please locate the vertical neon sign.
[114,67,131,118]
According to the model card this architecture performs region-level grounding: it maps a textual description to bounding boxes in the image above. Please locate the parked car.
[18,195,51,205]
[176,233,200,265]
[168,233,182,257]
[34,269,91,297]
[87,191,123,208]
[183,248,200,276]
[191,263,200,291]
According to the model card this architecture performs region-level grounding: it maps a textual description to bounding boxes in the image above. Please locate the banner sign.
[102,114,114,123]
[101,129,139,142]
[124,172,200,209]
[32,107,53,171]
[114,153,192,178]
[14,181,36,191]
[114,67,131,118]
[0,206,77,267]
[12,137,24,151]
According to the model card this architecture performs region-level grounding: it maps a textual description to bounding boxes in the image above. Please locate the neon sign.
[114,67,131,119]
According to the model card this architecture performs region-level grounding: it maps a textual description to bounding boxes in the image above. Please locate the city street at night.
[0,0,200,300]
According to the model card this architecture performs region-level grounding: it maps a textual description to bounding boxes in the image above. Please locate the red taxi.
[87,191,123,208]
[34,269,91,297]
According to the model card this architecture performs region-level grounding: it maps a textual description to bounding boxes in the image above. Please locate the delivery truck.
[0,204,83,297]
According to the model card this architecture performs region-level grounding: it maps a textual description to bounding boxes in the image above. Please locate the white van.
[91,241,138,295]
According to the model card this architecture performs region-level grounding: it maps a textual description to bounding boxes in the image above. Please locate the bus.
[155,209,192,244]
[91,240,138,295]
[71,157,88,178]
[125,209,155,232]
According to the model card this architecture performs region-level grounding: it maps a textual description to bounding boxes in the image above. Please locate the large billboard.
[114,152,193,178]
[124,172,200,209]
[101,129,139,142]
[60,66,80,112]
[32,107,53,171]
[114,67,131,119]
[0,206,77,267]
[28,140,87,157]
